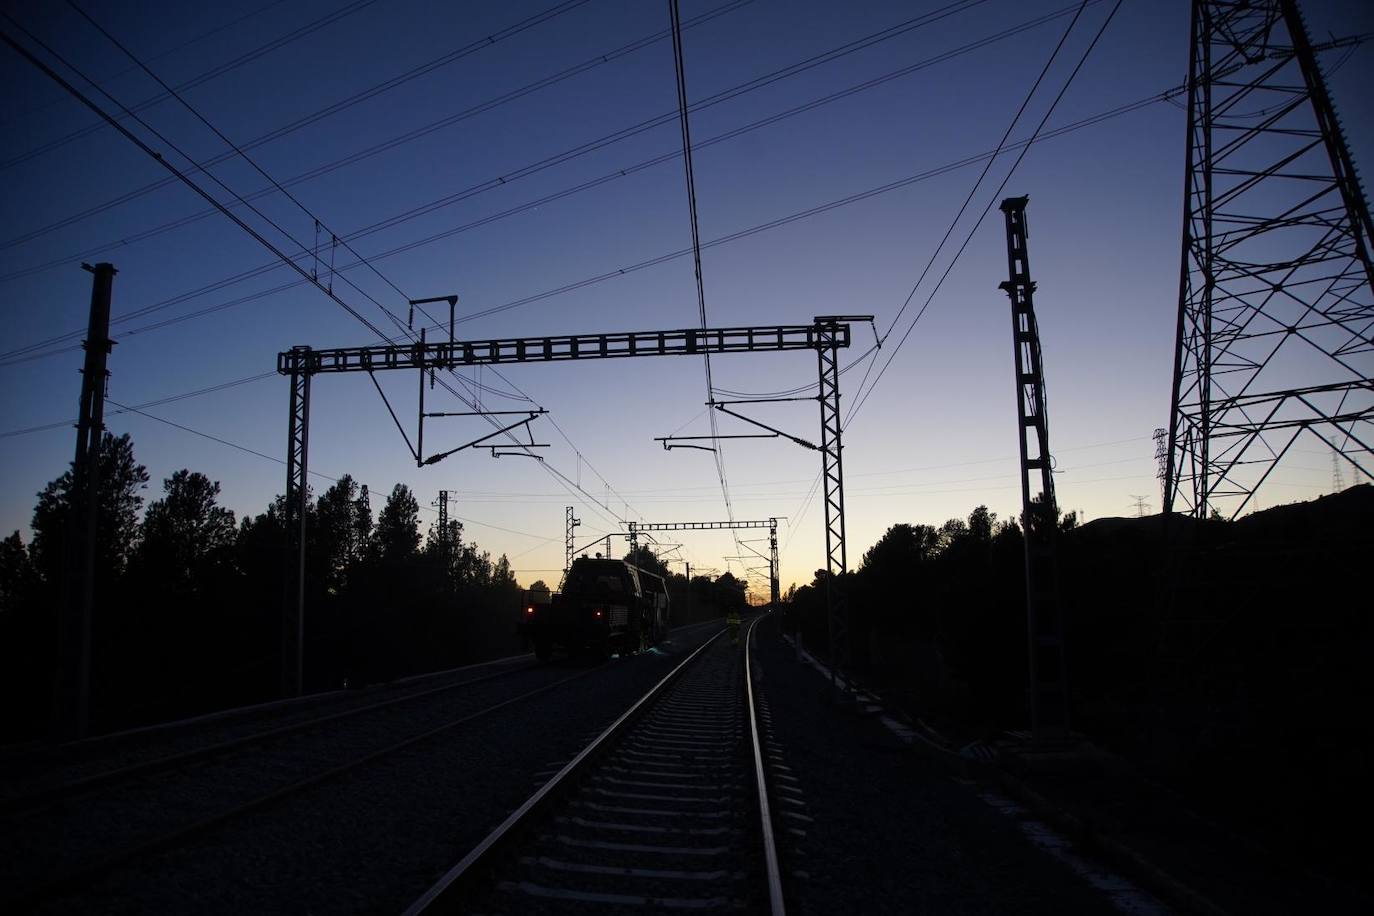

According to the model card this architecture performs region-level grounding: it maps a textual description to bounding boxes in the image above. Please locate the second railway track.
[407,615,786,914]
[0,620,725,911]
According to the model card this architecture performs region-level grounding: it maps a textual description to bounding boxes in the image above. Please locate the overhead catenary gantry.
[626,519,782,616]
[276,316,862,696]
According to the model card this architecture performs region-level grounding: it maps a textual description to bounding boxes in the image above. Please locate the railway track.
[0,653,542,817]
[0,649,651,910]
[406,615,786,914]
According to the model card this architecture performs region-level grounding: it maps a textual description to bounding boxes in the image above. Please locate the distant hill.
[1072,483,1372,546]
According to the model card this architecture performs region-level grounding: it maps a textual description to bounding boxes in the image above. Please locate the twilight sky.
[2,0,1371,595]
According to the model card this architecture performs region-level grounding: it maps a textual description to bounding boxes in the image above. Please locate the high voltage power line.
[0,0,739,254]
[0,0,580,180]
[105,398,558,544]
[0,83,1189,370]
[1,0,1124,365]
[668,0,737,536]
[780,0,1123,565]
[0,0,289,128]
[1,7,645,537]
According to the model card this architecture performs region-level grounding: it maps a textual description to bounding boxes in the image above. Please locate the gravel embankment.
[750,614,1122,915]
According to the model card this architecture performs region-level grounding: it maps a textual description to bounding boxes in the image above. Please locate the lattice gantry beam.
[1164,0,1374,519]
[278,324,849,374]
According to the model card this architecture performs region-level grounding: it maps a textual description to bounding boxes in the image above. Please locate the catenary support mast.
[999,197,1069,740]
[282,346,310,698]
[55,262,116,740]
[564,507,580,580]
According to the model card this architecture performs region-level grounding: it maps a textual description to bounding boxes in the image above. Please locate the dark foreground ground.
[752,613,1140,915]
[756,604,1371,916]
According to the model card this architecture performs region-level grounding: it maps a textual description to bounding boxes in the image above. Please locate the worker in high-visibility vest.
[727,608,741,645]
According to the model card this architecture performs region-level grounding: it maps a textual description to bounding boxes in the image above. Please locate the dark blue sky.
[2,0,1371,592]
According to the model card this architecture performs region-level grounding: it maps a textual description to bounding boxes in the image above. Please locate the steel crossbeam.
[277,324,847,375]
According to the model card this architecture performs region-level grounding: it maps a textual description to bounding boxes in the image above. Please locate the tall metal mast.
[1164,0,1374,520]
[564,506,580,580]
[999,197,1069,739]
[55,262,116,740]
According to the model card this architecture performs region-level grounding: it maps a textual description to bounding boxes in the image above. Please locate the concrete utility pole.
[55,262,116,741]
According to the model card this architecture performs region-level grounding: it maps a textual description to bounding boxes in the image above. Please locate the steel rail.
[1,662,613,911]
[403,627,728,914]
[746,615,787,916]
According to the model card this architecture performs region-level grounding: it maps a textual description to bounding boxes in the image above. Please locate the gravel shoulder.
[752,615,1122,916]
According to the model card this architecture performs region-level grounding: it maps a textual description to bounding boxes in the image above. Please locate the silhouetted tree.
[715,571,748,611]
[315,475,368,592]
[492,553,516,589]
[30,432,148,586]
[968,505,996,543]
[0,532,38,615]
[861,523,940,573]
[375,484,420,562]
[625,545,669,578]
[136,470,236,586]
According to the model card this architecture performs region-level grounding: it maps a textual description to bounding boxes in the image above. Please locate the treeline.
[787,504,1049,726]
[786,487,1372,882]
[0,432,527,740]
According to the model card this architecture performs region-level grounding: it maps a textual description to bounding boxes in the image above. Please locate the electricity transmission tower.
[1164,0,1374,520]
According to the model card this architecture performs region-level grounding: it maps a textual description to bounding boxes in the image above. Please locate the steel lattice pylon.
[564,506,580,581]
[282,346,311,698]
[816,317,850,689]
[999,197,1069,739]
[1164,0,1374,519]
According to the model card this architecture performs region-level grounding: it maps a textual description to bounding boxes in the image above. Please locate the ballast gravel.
[13,626,723,914]
[750,615,1122,915]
